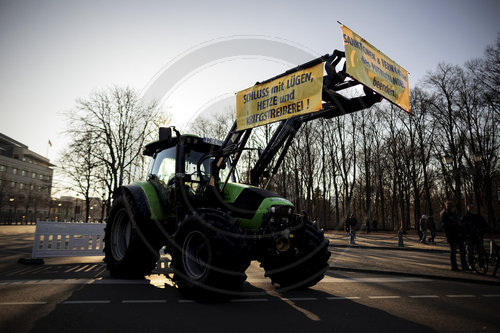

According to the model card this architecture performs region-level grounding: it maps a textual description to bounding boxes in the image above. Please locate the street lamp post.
[442,154,453,165]
[442,154,466,214]
[89,206,94,223]
[443,152,483,215]
[56,203,61,221]
[8,197,15,224]
[472,152,483,212]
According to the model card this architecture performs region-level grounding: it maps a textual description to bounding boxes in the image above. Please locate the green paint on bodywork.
[222,182,294,229]
[243,197,294,229]
[222,182,251,203]
[134,181,164,221]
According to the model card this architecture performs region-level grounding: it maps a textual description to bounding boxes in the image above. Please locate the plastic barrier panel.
[32,221,105,258]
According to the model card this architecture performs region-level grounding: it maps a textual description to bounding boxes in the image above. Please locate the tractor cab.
[143,127,237,218]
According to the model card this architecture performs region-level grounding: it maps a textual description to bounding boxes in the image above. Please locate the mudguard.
[114,182,164,221]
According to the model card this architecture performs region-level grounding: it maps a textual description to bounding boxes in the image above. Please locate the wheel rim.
[183,230,210,279]
[110,209,132,261]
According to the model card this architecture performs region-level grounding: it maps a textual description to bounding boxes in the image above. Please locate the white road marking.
[248,277,433,283]
[61,300,111,304]
[0,279,150,285]
[328,277,431,283]
[0,302,47,305]
[122,300,167,304]
[326,296,361,300]
[0,276,432,285]
[1,294,497,305]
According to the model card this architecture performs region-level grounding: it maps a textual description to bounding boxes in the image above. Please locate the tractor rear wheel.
[104,193,162,278]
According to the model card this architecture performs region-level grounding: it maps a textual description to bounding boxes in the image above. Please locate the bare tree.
[58,132,99,222]
[62,86,162,213]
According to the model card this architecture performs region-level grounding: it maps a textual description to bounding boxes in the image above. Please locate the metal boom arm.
[209,50,382,191]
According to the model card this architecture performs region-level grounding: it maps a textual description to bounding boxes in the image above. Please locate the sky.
[0,0,499,163]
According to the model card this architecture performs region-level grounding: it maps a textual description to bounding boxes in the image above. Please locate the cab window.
[150,147,176,184]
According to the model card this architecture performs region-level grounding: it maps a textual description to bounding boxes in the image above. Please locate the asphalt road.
[1,226,499,333]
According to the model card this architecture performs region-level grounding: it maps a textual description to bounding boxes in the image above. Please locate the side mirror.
[159,127,172,142]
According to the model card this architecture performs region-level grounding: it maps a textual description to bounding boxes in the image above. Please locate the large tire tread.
[262,220,331,289]
[104,193,162,279]
[171,211,250,299]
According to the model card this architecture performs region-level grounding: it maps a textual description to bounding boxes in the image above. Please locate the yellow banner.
[341,25,410,113]
[236,62,324,131]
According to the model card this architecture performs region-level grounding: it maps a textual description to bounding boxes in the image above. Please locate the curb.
[329,266,500,286]
[18,257,45,265]
[330,244,449,254]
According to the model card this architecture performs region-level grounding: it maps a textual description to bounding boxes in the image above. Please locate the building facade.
[48,196,105,222]
[0,133,54,222]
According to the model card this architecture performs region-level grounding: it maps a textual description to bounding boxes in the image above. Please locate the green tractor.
[104,51,382,296]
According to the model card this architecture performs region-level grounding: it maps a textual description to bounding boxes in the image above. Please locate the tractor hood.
[222,182,294,229]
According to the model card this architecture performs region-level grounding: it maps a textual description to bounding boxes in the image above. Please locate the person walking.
[345,216,351,236]
[416,217,423,241]
[441,200,468,271]
[427,215,436,244]
[420,215,428,243]
[345,214,358,239]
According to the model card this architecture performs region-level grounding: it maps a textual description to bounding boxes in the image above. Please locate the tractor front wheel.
[171,212,249,298]
[261,220,331,289]
[104,193,162,278]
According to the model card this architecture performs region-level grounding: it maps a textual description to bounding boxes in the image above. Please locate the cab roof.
[143,134,222,157]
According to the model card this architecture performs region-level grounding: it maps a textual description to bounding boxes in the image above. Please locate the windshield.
[185,149,237,183]
[150,145,238,186]
[149,147,176,184]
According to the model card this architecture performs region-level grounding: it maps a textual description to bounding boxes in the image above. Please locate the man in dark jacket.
[461,204,489,267]
[461,204,489,245]
[441,200,468,271]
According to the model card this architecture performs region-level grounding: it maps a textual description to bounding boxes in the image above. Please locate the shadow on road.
[25,273,435,333]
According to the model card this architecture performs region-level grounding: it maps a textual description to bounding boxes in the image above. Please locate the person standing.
[350,215,358,235]
[461,204,489,267]
[461,204,489,246]
[441,201,468,271]
[420,215,428,243]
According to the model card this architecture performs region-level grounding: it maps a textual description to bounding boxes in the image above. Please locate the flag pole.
[46,140,52,159]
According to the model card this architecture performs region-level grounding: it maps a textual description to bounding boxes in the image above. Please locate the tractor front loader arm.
[209,50,382,191]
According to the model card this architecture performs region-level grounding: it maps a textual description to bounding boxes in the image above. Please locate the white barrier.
[31,221,172,274]
[32,221,105,258]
